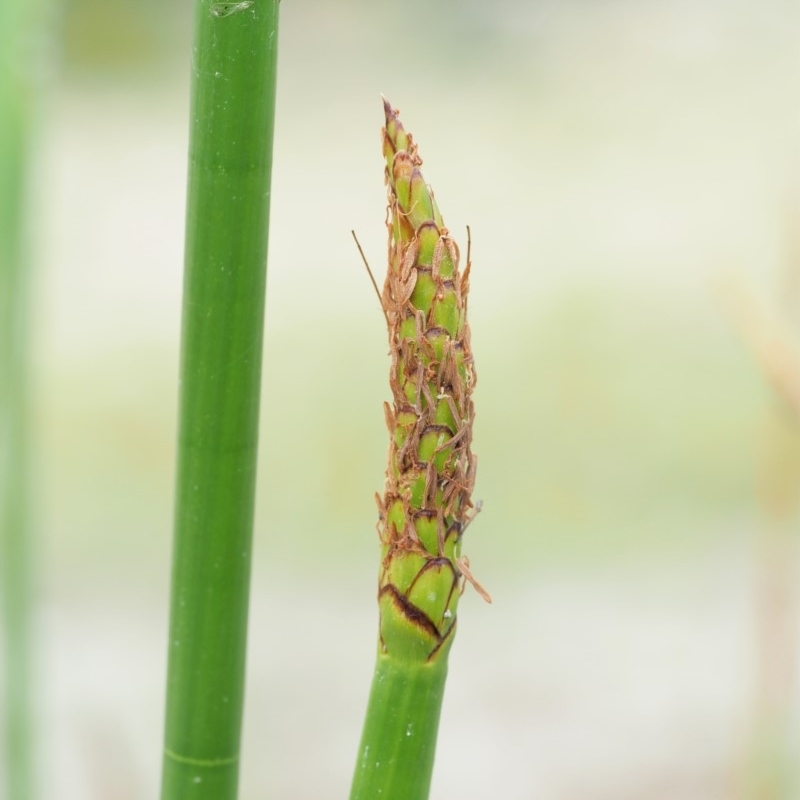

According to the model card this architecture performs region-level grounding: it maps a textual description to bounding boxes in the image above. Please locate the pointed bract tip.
[381,95,397,125]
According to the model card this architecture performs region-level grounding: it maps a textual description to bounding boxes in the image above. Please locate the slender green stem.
[0,1,37,797]
[349,100,486,800]
[351,657,448,800]
[160,2,279,799]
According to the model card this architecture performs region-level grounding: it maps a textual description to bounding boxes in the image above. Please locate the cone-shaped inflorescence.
[377,97,484,665]
[350,99,487,800]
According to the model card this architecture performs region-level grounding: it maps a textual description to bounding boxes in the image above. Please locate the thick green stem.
[160,2,279,799]
[351,656,448,800]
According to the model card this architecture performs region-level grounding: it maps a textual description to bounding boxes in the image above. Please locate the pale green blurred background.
[13,0,800,797]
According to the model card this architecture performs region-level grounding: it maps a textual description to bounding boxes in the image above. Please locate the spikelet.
[376,99,487,665]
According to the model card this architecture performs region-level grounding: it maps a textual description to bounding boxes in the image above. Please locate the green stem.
[160,2,279,799]
[0,0,37,796]
[351,656,448,800]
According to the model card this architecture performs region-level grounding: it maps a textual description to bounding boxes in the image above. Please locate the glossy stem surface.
[350,656,448,800]
[160,2,279,798]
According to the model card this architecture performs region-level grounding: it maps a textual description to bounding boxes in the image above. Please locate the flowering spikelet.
[376,99,486,665]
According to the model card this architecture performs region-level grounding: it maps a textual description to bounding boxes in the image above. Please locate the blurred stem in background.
[745,201,800,800]
[159,1,279,799]
[349,101,488,800]
[724,197,800,800]
[0,0,40,796]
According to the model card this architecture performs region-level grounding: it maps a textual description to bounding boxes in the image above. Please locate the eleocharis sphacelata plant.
[349,98,489,800]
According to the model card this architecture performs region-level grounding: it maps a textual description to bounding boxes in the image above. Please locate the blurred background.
[2,0,800,797]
